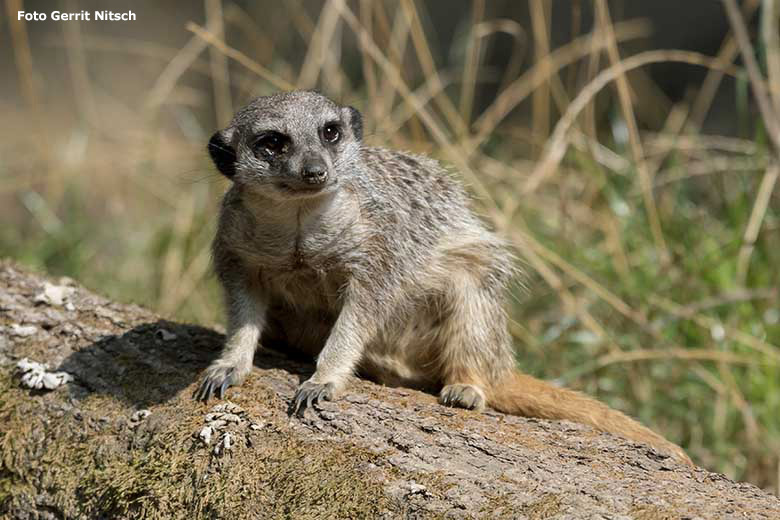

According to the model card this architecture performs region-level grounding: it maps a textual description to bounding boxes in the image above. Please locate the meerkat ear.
[208,128,237,178]
[345,106,363,141]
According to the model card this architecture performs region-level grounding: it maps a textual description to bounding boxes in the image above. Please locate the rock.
[405,481,428,495]
[15,358,73,390]
[34,282,74,307]
[155,329,176,341]
[198,425,214,445]
[1,260,779,519]
[213,432,232,455]
[130,409,151,422]
[9,324,37,337]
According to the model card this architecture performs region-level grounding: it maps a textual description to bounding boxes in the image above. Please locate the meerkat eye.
[322,123,341,144]
[254,132,289,157]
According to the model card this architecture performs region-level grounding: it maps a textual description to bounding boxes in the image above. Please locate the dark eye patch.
[253,132,290,157]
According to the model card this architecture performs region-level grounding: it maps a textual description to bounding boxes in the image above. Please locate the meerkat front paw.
[291,380,336,416]
[439,383,486,411]
[195,363,241,402]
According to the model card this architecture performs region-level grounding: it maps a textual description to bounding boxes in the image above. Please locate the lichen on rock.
[15,358,73,390]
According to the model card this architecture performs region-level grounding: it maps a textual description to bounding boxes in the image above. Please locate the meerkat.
[195,90,691,464]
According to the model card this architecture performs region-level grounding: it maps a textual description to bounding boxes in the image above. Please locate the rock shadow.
[58,319,314,409]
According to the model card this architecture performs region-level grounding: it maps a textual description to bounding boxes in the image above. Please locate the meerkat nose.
[301,160,328,184]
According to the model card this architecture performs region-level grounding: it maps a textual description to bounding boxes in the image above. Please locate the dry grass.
[0,0,778,493]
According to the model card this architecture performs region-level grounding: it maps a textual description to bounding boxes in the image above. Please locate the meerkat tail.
[486,371,692,465]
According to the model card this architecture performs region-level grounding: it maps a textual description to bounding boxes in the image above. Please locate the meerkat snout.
[301,157,328,184]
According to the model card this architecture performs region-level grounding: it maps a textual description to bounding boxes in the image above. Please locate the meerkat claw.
[194,380,208,401]
[439,383,486,411]
[218,379,230,399]
[291,380,334,416]
[195,366,236,402]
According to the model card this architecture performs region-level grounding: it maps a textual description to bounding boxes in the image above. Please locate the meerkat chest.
[233,220,338,271]
[283,223,361,273]
[258,224,358,309]
[292,227,339,267]
[264,266,345,312]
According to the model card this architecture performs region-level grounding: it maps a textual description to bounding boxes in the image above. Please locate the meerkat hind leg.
[433,269,510,413]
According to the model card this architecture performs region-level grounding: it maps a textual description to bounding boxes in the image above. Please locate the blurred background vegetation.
[1,0,778,493]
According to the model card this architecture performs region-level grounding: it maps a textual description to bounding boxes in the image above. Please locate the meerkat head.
[207,91,363,200]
